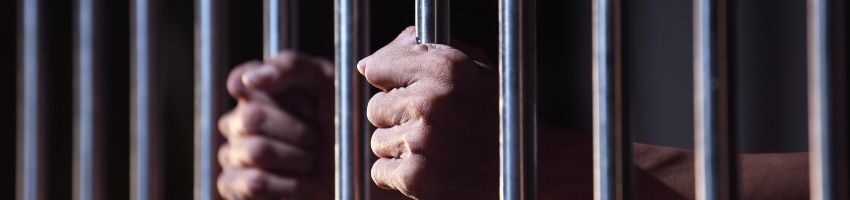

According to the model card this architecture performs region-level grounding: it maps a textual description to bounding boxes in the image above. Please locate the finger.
[218,168,298,200]
[219,102,313,146]
[371,158,404,190]
[370,121,425,159]
[366,87,426,128]
[359,44,466,91]
[227,61,264,100]
[227,136,313,173]
[241,51,333,96]
[386,26,417,47]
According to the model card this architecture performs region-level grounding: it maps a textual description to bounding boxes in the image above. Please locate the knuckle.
[218,144,231,167]
[366,92,387,126]
[218,112,233,138]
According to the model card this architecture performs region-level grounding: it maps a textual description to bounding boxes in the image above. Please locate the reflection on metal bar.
[499,0,537,199]
[335,0,366,198]
[693,0,737,199]
[264,0,298,59]
[75,0,104,198]
[195,0,227,199]
[18,0,47,199]
[807,0,847,199]
[592,0,631,199]
[131,0,163,199]
[415,0,449,44]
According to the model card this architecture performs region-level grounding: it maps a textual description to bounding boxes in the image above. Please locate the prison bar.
[335,0,368,198]
[264,0,298,58]
[592,0,632,198]
[18,0,48,199]
[693,0,738,199]
[807,0,848,199]
[74,0,105,199]
[499,0,538,199]
[131,0,164,199]
[195,0,227,199]
[415,0,450,44]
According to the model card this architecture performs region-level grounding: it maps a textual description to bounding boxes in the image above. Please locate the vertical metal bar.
[693,0,737,199]
[415,0,449,44]
[75,0,103,199]
[808,0,848,199]
[264,0,298,59]
[18,0,47,199]
[592,0,631,199]
[335,0,365,198]
[358,0,372,198]
[499,0,537,199]
[195,0,227,199]
[131,0,163,199]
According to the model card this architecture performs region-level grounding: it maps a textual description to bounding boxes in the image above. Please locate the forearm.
[634,143,809,200]
[540,124,809,199]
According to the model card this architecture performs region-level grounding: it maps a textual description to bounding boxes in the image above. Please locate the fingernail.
[242,65,276,87]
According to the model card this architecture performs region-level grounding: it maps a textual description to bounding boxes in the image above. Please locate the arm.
[538,124,809,200]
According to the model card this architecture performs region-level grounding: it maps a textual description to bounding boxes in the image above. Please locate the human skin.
[216,27,809,199]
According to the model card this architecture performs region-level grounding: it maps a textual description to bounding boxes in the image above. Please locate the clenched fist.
[359,27,500,199]
[217,52,335,199]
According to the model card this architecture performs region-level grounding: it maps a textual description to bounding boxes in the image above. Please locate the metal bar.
[18,0,47,199]
[131,0,163,199]
[195,0,227,199]
[335,0,365,198]
[358,0,372,198]
[415,0,449,44]
[808,0,848,199]
[499,0,537,199]
[693,0,737,199]
[74,0,104,198]
[264,0,298,59]
[592,0,631,199]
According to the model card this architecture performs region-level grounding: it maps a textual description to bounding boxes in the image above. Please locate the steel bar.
[335,0,366,198]
[358,0,372,198]
[592,0,632,199]
[499,0,537,199]
[415,0,449,44]
[693,0,737,199]
[195,0,227,199]
[131,0,164,199]
[807,0,848,199]
[18,0,47,199]
[74,0,105,199]
[264,0,298,59]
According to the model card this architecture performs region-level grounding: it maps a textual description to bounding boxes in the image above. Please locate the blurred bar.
[131,0,163,199]
[195,0,227,199]
[807,0,848,199]
[592,0,632,199]
[359,0,372,197]
[499,0,537,199]
[335,0,366,199]
[415,0,449,44]
[74,0,104,199]
[263,0,298,58]
[693,0,737,199]
[18,0,47,199]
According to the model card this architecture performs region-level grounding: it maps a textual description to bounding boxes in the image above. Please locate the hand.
[358,27,500,199]
[217,51,335,199]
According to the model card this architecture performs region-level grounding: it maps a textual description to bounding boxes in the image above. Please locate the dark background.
[0,0,814,198]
